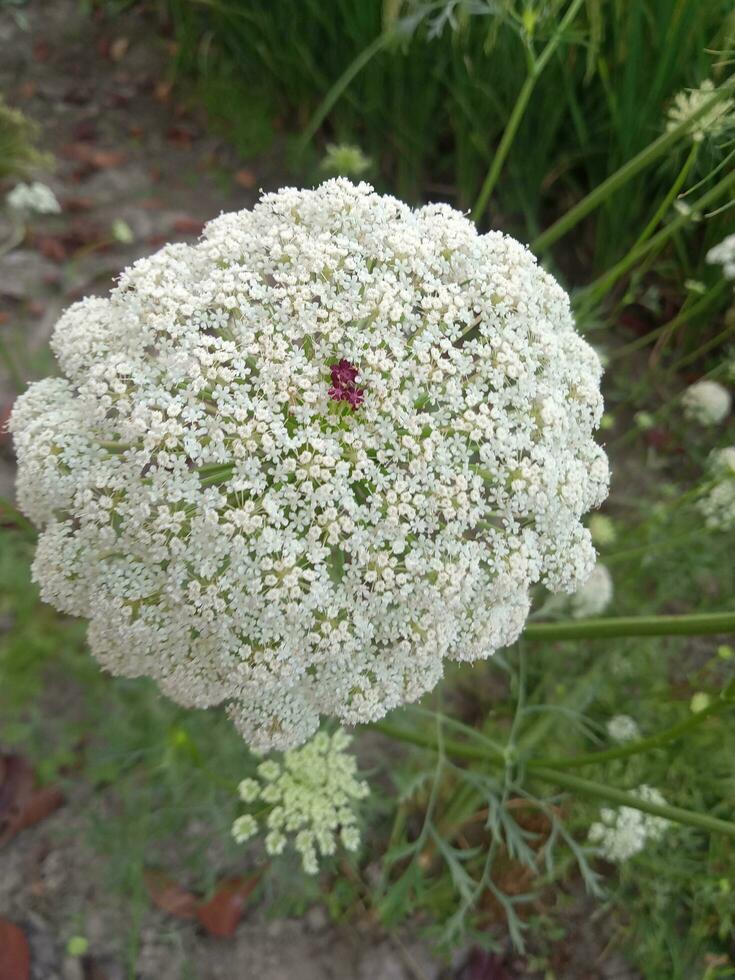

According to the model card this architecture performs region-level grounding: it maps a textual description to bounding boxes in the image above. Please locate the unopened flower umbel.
[10,180,608,750]
[232,729,368,873]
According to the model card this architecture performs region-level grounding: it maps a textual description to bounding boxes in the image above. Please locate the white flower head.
[682,379,731,425]
[666,79,735,143]
[707,235,735,281]
[570,563,613,619]
[588,785,669,862]
[699,446,735,531]
[231,729,368,873]
[6,181,61,215]
[606,714,640,743]
[10,180,608,750]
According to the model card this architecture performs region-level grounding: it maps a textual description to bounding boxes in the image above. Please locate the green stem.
[530,766,735,839]
[609,279,728,361]
[297,31,394,155]
[373,719,735,839]
[522,611,735,642]
[574,164,735,318]
[532,77,735,253]
[633,142,699,252]
[532,693,733,770]
[471,0,586,224]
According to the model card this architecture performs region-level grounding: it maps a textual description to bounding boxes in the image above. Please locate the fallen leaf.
[0,755,34,846]
[63,197,95,213]
[466,949,515,980]
[16,785,65,833]
[17,82,37,100]
[33,40,51,62]
[172,217,204,236]
[61,143,126,170]
[71,120,97,143]
[36,236,69,263]
[0,920,30,980]
[166,125,195,148]
[235,169,257,190]
[143,870,198,920]
[195,874,260,937]
[0,754,64,847]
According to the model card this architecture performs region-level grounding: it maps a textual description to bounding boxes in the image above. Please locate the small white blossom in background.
[231,729,368,874]
[606,715,640,743]
[320,143,372,178]
[707,234,735,281]
[569,563,613,619]
[10,179,609,751]
[588,785,669,862]
[588,514,617,547]
[682,379,731,425]
[666,79,735,143]
[699,447,735,531]
[6,181,61,214]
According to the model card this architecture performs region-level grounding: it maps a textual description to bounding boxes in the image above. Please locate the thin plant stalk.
[532,688,734,770]
[373,719,735,839]
[532,76,735,253]
[521,611,735,642]
[471,0,586,224]
[574,164,735,318]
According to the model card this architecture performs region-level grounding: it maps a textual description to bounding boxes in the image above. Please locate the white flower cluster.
[10,179,608,750]
[232,729,368,874]
[682,379,731,426]
[606,714,640,743]
[588,785,669,863]
[708,234,735,281]
[6,181,60,214]
[666,79,735,143]
[699,447,735,531]
[569,563,613,619]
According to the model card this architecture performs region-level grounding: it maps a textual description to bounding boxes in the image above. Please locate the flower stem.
[471,0,586,224]
[521,611,735,642]
[532,690,734,770]
[530,766,735,839]
[574,164,735,319]
[374,708,735,839]
[532,77,735,253]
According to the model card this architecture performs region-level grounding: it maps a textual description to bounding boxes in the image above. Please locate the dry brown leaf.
[234,169,257,190]
[195,874,260,938]
[0,920,31,980]
[143,870,199,920]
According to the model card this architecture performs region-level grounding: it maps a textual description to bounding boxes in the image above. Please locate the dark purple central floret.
[328,358,364,409]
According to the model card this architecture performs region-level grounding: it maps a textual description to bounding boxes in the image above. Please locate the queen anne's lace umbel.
[10,180,608,750]
[233,729,367,873]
